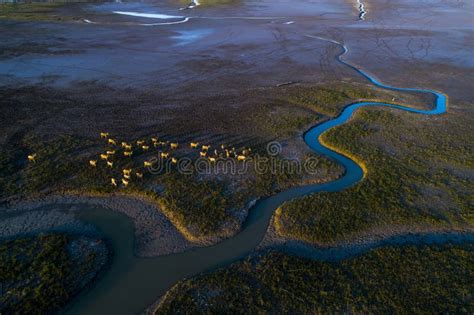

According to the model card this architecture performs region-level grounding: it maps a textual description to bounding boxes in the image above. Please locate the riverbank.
[0,194,195,256]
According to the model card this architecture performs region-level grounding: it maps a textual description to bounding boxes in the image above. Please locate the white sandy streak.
[113,11,185,19]
[110,10,190,25]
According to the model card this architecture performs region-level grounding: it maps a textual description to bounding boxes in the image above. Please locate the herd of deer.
[27,132,251,188]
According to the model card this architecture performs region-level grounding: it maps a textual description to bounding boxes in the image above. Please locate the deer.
[237,155,246,161]
[123,174,130,180]
[151,137,158,143]
[121,141,128,148]
[27,154,37,163]
[202,144,211,151]
[190,142,199,148]
[107,161,114,168]
[100,154,108,160]
[171,157,178,164]
[124,144,132,151]
[208,157,216,163]
[200,151,207,158]
[142,145,150,151]
[160,152,169,159]
[123,168,132,176]
[100,132,109,138]
[89,160,97,167]
[136,172,143,179]
[144,161,153,167]
[123,151,133,157]
[170,142,179,149]
[108,138,117,146]
[122,178,129,187]
[106,150,116,155]
[111,178,117,187]
[136,140,145,146]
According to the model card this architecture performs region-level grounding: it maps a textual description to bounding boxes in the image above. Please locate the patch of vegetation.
[0,233,108,314]
[245,83,378,138]
[277,82,431,118]
[0,135,94,198]
[156,243,474,314]
[250,153,340,196]
[277,107,473,244]
[138,152,340,238]
[0,3,67,22]
[283,83,376,116]
[251,105,318,137]
[23,135,91,192]
[157,173,245,236]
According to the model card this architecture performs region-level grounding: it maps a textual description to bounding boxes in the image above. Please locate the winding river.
[64,36,448,314]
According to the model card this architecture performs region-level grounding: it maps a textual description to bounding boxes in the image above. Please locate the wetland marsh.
[0,0,472,313]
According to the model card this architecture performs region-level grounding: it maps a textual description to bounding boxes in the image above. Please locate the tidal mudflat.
[0,0,473,314]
